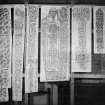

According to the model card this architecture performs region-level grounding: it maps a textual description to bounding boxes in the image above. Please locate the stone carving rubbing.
[25,5,38,93]
[72,6,91,72]
[0,5,12,102]
[94,6,105,53]
[40,6,70,81]
[12,5,25,101]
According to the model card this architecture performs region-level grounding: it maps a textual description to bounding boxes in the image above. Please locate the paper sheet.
[0,6,12,88]
[12,5,25,101]
[94,6,105,54]
[72,6,92,72]
[25,5,38,93]
[40,6,70,81]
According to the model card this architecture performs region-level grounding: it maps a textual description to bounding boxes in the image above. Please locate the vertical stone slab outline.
[72,6,92,72]
[25,5,38,93]
[12,5,25,101]
[40,6,70,81]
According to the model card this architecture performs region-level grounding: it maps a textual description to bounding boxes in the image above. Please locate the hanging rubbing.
[0,5,12,90]
[72,6,92,72]
[12,5,25,101]
[25,5,38,93]
[40,6,70,81]
[94,6,105,54]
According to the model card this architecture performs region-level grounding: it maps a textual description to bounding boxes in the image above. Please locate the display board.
[94,6,105,54]
[12,5,25,101]
[40,6,70,81]
[72,6,92,72]
[25,5,38,93]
